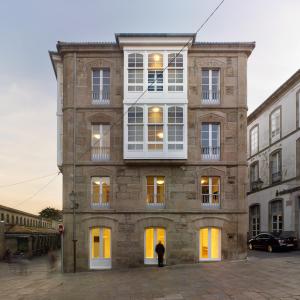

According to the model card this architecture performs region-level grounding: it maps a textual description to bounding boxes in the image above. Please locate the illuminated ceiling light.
[152,107,160,113]
[93,134,101,139]
[157,179,164,185]
[157,132,164,139]
[94,181,100,185]
[153,54,160,62]
[201,179,206,184]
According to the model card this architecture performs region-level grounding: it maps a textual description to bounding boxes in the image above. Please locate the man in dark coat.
[155,241,165,267]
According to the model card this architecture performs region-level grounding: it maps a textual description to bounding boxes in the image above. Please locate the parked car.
[248,232,298,252]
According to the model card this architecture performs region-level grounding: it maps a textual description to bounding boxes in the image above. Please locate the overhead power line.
[76,0,225,162]
[0,172,59,189]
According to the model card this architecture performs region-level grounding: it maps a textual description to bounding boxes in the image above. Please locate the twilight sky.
[0,0,299,214]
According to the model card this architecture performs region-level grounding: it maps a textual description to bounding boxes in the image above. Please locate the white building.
[247,69,300,238]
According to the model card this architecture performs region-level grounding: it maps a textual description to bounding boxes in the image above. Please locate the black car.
[248,232,298,252]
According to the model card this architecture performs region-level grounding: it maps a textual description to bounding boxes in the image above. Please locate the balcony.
[92,88,110,105]
[202,90,220,104]
[201,194,220,208]
[201,146,220,160]
[250,179,263,192]
[146,202,165,208]
[91,147,110,161]
[271,171,282,184]
[91,202,110,209]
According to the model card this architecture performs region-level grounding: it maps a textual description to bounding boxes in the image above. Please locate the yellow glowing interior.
[157,228,165,246]
[211,228,219,259]
[200,228,208,259]
[92,181,100,204]
[157,132,164,139]
[92,228,100,258]
[152,107,160,113]
[102,228,111,259]
[93,134,100,139]
[145,228,154,258]
[102,179,110,203]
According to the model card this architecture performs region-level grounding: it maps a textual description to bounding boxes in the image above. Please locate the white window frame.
[127,106,144,151]
[168,53,183,92]
[201,123,220,160]
[250,125,258,156]
[199,227,221,262]
[91,124,110,161]
[92,69,110,104]
[128,53,144,92]
[91,177,110,208]
[201,69,220,104]
[148,53,164,92]
[200,177,220,208]
[270,108,281,143]
[167,106,184,150]
[146,176,165,207]
[147,106,164,151]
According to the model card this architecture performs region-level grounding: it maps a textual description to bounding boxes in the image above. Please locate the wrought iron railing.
[201,146,220,160]
[91,147,110,161]
[92,88,110,104]
[202,90,220,104]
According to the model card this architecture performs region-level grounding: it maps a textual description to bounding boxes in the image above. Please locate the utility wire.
[13,171,61,209]
[0,172,59,189]
[76,0,225,162]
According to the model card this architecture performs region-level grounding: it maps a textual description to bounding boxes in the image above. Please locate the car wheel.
[267,245,273,253]
[248,243,253,250]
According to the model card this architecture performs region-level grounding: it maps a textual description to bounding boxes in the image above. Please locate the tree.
[39,207,62,221]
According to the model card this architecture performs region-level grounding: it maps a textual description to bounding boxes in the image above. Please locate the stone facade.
[50,34,255,272]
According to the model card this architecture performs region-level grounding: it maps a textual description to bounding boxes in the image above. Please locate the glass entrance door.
[90,227,111,269]
[144,227,166,264]
[199,227,221,261]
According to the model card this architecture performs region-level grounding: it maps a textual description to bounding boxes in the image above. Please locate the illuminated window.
[145,227,165,264]
[148,53,163,92]
[128,106,144,151]
[128,53,144,92]
[202,69,220,104]
[168,106,183,150]
[90,227,111,269]
[200,176,220,207]
[250,126,258,156]
[201,123,220,160]
[146,176,165,206]
[91,177,110,207]
[92,69,110,104]
[199,227,221,261]
[91,124,110,160]
[270,108,281,143]
[148,106,164,151]
[168,53,183,92]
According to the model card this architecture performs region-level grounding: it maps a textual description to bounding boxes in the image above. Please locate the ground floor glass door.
[199,227,221,261]
[90,227,111,269]
[144,227,165,264]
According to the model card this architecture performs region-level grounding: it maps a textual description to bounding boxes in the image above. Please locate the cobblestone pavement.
[1,251,300,300]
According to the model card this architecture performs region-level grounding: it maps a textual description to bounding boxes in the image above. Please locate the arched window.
[269,199,283,232]
[168,53,183,92]
[128,53,143,92]
[127,106,144,150]
[148,53,163,92]
[270,149,282,183]
[249,204,260,237]
[148,106,164,151]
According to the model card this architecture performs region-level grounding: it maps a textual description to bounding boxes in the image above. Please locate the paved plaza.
[1,251,300,300]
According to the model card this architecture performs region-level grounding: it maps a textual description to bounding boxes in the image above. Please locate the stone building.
[247,70,300,238]
[49,33,255,271]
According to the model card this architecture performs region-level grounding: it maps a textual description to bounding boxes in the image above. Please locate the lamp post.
[69,190,78,273]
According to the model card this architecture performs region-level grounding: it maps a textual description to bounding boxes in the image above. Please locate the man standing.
[155,241,165,267]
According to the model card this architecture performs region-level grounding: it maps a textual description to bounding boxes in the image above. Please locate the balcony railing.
[147,202,165,208]
[91,147,110,161]
[92,88,110,104]
[271,171,282,183]
[201,194,220,208]
[201,146,220,160]
[91,202,110,208]
[250,179,263,192]
[202,90,220,104]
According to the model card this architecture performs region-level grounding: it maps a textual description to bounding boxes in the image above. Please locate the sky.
[0,0,299,214]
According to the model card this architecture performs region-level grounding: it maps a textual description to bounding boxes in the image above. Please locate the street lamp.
[69,190,78,273]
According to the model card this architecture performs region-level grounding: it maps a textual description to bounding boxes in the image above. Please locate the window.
[148,106,164,151]
[92,69,110,104]
[90,227,111,269]
[148,53,163,92]
[91,177,110,207]
[199,228,221,261]
[201,123,220,160]
[168,53,183,92]
[11,215,15,224]
[144,227,166,264]
[270,150,282,183]
[1,213,4,221]
[250,126,258,156]
[250,161,259,191]
[202,69,220,104]
[16,216,19,224]
[146,176,165,207]
[128,106,144,151]
[200,177,220,207]
[270,108,281,143]
[270,200,283,232]
[128,53,144,92]
[91,124,110,160]
[168,106,183,150]
[6,214,9,224]
[249,205,260,237]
